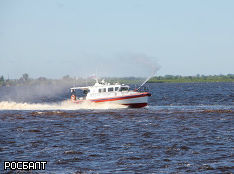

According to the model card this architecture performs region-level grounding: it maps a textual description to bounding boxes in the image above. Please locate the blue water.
[0,82,233,173]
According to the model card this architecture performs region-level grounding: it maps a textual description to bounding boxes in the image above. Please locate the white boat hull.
[73,92,151,108]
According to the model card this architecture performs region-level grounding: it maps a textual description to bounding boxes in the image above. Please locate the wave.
[147,105,234,113]
[0,100,127,110]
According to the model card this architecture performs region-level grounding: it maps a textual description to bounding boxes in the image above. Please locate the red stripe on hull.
[72,92,151,108]
[91,92,151,103]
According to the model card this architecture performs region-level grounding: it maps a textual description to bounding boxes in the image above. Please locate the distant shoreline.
[148,75,234,83]
[147,80,234,83]
[148,81,234,83]
[0,74,233,87]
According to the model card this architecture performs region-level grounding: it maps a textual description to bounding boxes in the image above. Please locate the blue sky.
[0,0,234,78]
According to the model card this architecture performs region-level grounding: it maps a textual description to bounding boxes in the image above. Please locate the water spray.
[136,67,158,91]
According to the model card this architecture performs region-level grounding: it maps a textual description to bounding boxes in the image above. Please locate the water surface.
[0,82,233,173]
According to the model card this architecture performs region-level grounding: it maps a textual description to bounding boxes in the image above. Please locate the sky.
[0,0,234,79]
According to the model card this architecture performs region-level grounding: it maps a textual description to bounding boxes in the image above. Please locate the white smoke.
[89,53,161,78]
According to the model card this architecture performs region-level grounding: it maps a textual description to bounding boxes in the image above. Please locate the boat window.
[120,87,129,91]
[98,89,102,93]
[103,88,106,92]
[108,87,114,92]
[83,90,90,95]
[115,87,119,91]
[71,89,76,95]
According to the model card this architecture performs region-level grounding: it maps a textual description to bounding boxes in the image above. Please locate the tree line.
[148,74,234,83]
[0,73,234,87]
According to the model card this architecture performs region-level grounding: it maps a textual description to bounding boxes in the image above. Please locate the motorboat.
[70,79,151,108]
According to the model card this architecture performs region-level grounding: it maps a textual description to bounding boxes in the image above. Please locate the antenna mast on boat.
[95,77,98,83]
[95,67,99,83]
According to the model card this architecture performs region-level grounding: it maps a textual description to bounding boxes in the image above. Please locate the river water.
[0,82,233,173]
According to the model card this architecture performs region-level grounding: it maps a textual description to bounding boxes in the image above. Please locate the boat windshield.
[83,89,90,95]
[119,87,129,91]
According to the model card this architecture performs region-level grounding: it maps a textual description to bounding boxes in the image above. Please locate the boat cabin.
[70,80,130,100]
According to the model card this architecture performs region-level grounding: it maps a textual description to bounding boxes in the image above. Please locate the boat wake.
[0,100,127,110]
